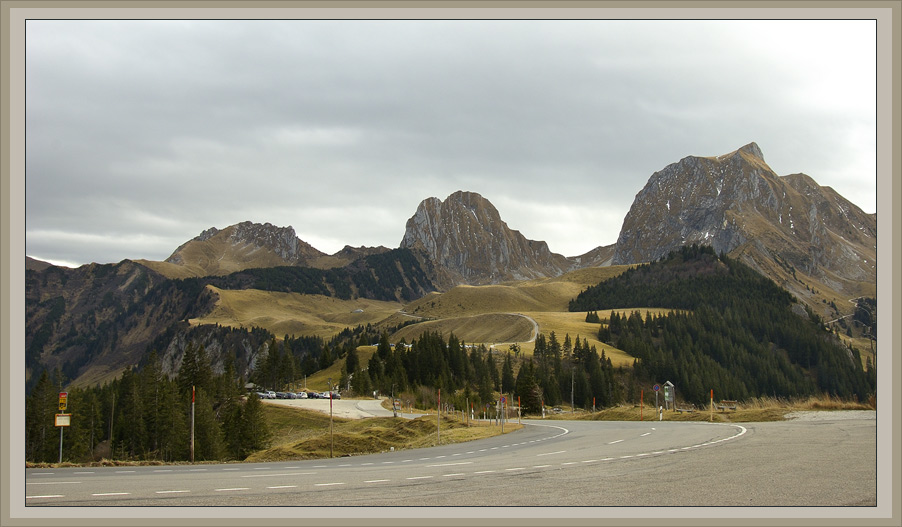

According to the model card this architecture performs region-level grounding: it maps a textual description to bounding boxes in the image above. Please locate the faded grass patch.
[245,406,521,462]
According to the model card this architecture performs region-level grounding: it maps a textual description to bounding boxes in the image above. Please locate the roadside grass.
[539,394,876,423]
[245,405,522,462]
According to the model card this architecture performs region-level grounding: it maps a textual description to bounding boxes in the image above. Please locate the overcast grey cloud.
[24,18,878,267]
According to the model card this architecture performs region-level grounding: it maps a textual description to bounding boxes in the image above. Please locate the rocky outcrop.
[611,142,876,302]
[400,191,572,287]
[165,221,327,273]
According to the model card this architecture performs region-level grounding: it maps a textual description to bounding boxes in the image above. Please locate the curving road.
[24,413,876,508]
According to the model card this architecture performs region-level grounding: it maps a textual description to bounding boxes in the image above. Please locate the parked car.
[307,392,320,399]
[295,392,308,399]
[331,392,341,400]
[255,392,267,399]
[265,391,276,399]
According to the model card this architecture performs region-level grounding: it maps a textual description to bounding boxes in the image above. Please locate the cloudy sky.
[24,17,878,268]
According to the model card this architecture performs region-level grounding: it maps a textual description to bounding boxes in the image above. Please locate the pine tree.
[501,353,515,394]
[191,387,224,461]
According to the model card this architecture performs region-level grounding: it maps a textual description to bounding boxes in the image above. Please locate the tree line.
[570,245,875,406]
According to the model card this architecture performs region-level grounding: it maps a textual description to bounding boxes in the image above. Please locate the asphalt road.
[24,412,876,509]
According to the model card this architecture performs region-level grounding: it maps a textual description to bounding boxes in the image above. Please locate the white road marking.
[154,469,173,472]
[608,439,624,444]
[26,481,81,485]
[474,470,496,474]
[315,482,346,487]
[241,472,315,478]
[536,450,566,457]
[406,476,433,480]
[365,479,390,483]
[640,432,651,437]
[92,492,130,496]
[427,462,473,467]
[115,470,136,473]
[533,465,551,469]
[156,490,190,494]
[73,472,94,475]
[267,485,298,489]
[505,467,525,471]
[26,495,64,499]
[215,488,249,492]
[443,473,465,477]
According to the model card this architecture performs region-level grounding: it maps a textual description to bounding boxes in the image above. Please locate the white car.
[296,392,308,399]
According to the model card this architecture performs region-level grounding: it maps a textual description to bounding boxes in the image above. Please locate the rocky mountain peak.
[612,142,876,303]
[737,141,764,161]
[400,191,571,287]
[163,221,326,275]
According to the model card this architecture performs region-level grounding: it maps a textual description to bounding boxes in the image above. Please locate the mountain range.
[120,142,874,305]
[25,142,877,389]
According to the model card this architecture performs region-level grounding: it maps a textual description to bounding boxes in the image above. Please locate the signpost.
[653,384,660,413]
[56,392,69,463]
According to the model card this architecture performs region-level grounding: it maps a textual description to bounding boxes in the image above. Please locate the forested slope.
[570,245,875,405]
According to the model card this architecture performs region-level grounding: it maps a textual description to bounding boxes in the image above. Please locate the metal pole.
[329,378,333,458]
[58,426,63,464]
[437,389,441,444]
[571,368,574,413]
[330,392,334,458]
[190,386,195,463]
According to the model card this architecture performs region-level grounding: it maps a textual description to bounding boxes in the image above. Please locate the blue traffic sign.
[653,384,660,392]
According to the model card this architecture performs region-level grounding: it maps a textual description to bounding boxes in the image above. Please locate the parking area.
[263,397,396,419]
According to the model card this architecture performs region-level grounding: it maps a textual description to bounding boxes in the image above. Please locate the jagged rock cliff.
[400,191,572,287]
[612,142,876,303]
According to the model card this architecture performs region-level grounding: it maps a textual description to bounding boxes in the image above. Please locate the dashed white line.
[537,450,566,457]
[241,472,315,478]
[365,479,390,483]
[26,481,81,485]
[640,432,651,437]
[156,490,190,494]
[26,495,64,499]
[315,482,346,487]
[608,439,624,444]
[474,470,496,474]
[427,462,473,468]
[92,492,130,496]
[406,476,433,480]
[443,473,465,477]
[215,488,249,492]
[267,485,298,489]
